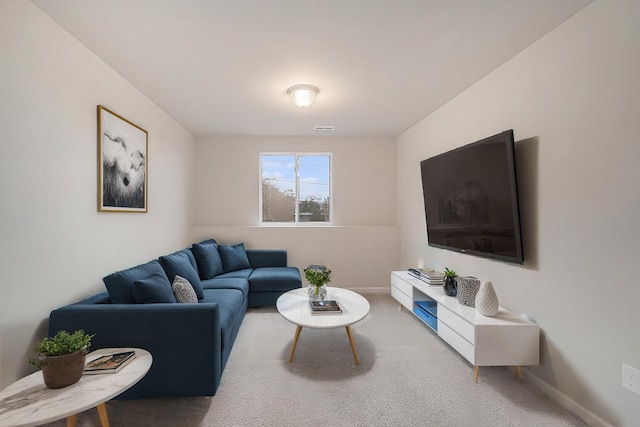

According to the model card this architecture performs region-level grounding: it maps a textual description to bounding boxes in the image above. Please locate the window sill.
[258,222,334,227]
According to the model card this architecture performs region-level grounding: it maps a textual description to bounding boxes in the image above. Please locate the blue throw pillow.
[103,260,168,304]
[218,243,251,273]
[159,250,204,299]
[133,274,177,304]
[192,240,224,279]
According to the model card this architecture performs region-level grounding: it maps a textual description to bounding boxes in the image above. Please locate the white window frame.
[259,152,333,225]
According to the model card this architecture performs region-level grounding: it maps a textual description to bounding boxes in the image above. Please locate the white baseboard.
[345,286,390,294]
[523,369,613,427]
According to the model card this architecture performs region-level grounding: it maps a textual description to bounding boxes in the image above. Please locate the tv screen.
[420,129,524,264]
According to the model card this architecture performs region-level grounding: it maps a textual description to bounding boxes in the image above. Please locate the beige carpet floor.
[42,293,586,426]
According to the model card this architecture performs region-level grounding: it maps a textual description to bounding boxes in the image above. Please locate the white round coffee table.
[276,287,370,365]
[0,347,152,427]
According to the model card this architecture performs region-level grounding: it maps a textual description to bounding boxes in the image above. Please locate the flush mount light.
[287,84,319,108]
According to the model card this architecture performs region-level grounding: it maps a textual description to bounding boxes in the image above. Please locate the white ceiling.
[33,0,593,137]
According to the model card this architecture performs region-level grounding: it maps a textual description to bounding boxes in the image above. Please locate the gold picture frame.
[97,105,148,212]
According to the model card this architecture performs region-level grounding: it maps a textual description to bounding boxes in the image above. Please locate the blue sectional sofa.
[48,239,301,399]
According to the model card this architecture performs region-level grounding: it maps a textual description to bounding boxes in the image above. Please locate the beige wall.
[0,1,195,388]
[194,136,400,289]
[194,136,397,226]
[397,0,639,425]
[193,226,399,291]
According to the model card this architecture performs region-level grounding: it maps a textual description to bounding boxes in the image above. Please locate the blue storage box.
[413,305,438,332]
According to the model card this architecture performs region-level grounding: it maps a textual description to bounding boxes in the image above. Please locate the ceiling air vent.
[314,126,335,131]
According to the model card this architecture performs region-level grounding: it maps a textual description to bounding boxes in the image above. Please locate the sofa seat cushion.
[201,277,249,299]
[214,269,252,280]
[248,267,302,293]
[159,249,204,300]
[200,288,245,352]
[103,260,167,304]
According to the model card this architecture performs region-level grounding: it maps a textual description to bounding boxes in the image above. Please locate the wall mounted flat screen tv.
[420,130,524,264]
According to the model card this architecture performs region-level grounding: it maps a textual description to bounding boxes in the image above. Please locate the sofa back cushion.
[192,240,224,279]
[218,243,251,273]
[133,273,177,304]
[103,260,167,304]
[159,249,204,299]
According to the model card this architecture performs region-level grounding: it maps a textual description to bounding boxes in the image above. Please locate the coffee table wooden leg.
[345,326,360,365]
[288,325,303,362]
[67,404,110,427]
[97,402,110,427]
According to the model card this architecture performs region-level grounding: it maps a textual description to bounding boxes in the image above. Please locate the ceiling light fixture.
[314,126,335,131]
[287,84,319,108]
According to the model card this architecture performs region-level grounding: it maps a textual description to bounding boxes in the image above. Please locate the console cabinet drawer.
[391,285,413,310]
[438,305,475,345]
[438,322,475,364]
[391,274,413,297]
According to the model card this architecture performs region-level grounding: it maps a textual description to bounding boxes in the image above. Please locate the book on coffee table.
[309,300,342,315]
[84,351,136,374]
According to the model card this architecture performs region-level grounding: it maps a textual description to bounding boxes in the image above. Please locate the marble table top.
[277,287,370,329]
[0,347,152,427]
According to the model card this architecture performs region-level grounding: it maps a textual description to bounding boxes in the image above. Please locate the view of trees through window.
[261,154,331,223]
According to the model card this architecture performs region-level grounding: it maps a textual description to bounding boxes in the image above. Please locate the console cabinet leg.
[516,365,522,381]
[474,365,479,383]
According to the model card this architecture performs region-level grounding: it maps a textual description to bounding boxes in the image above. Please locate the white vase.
[475,281,499,317]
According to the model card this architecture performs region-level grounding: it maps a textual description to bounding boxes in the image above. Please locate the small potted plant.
[304,265,332,300]
[29,329,94,389]
[443,267,458,297]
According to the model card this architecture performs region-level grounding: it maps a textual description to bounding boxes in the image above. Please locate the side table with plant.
[29,329,94,389]
[304,265,332,300]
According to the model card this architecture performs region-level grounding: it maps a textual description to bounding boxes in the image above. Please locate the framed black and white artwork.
[97,105,148,212]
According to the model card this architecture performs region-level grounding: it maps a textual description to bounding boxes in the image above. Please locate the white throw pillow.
[172,275,198,303]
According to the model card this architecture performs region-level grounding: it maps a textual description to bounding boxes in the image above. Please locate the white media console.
[391,271,539,382]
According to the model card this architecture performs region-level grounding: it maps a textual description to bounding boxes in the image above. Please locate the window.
[260,153,331,223]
